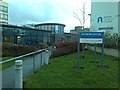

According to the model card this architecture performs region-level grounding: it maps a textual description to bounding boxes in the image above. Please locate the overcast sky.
[3,0,91,32]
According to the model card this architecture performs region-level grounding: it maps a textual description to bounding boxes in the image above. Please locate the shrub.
[51,41,82,58]
[103,32,119,49]
[51,48,72,58]
[2,43,37,57]
[37,43,49,49]
[56,41,82,51]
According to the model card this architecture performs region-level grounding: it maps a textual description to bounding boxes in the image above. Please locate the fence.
[1,48,51,89]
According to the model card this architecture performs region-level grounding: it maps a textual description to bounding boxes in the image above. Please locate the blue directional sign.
[80,32,104,43]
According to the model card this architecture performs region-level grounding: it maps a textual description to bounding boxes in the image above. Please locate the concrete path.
[1,51,50,88]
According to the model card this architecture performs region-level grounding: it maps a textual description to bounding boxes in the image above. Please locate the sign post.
[73,33,83,70]
[94,43,97,63]
[97,34,109,69]
[80,32,104,64]
[77,34,80,68]
[76,32,109,69]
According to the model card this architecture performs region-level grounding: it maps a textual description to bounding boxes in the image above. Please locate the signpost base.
[90,61,99,63]
[81,56,85,58]
[97,65,109,69]
[73,66,84,70]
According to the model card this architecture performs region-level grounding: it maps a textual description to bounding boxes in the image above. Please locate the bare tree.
[73,0,89,31]
[73,0,89,58]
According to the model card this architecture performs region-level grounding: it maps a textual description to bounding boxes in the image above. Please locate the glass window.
[0,13,2,19]
[39,26,41,29]
[14,28,25,35]
[48,25,51,31]
[0,27,3,31]
[58,25,61,31]
[55,25,58,30]
[55,29,59,34]
[0,14,3,19]
[41,26,44,30]
[3,14,8,19]
[3,6,8,12]
[3,27,14,36]
[45,25,47,30]
[0,5,2,11]
[4,36,12,43]
[61,26,64,30]
[0,14,8,19]
[37,26,39,29]
[51,25,55,31]
[35,26,37,29]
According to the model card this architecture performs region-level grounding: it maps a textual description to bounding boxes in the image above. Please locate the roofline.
[64,33,77,35]
[35,23,66,27]
[0,24,51,32]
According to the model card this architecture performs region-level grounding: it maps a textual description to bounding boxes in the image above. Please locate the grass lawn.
[0,57,26,70]
[24,50,118,88]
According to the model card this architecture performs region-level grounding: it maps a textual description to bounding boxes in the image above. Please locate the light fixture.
[17,36,21,39]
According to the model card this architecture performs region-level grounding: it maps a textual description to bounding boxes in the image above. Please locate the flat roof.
[0,24,51,32]
[64,33,77,35]
[35,23,66,27]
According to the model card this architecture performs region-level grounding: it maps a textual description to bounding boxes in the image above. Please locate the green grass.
[24,50,118,88]
[0,57,26,70]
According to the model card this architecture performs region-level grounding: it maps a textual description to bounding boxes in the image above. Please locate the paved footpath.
[1,51,48,88]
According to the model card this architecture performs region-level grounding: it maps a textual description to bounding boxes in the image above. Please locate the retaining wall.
[87,46,120,58]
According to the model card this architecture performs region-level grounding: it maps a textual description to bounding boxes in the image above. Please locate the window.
[0,13,8,20]
[41,26,44,30]
[51,25,55,31]
[4,36,12,43]
[39,26,42,29]
[0,14,3,19]
[55,29,59,34]
[0,13,2,19]
[0,27,3,31]
[3,6,8,12]
[44,25,47,30]
[0,5,2,11]
[55,25,58,30]
[3,14,8,20]
[0,6,8,12]
[48,25,51,31]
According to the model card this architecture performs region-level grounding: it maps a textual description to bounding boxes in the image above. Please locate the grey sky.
[3,0,91,32]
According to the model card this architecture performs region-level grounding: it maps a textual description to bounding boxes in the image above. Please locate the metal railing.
[1,48,52,88]
[0,49,47,64]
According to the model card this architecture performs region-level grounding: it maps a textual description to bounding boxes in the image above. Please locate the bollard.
[41,52,43,66]
[45,50,49,64]
[33,54,35,72]
[15,60,23,89]
[49,50,52,57]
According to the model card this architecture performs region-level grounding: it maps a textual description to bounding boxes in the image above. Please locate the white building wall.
[90,1,119,35]
[118,1,120,36]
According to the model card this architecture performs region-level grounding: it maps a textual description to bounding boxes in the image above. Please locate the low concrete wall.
[87,46,120,58]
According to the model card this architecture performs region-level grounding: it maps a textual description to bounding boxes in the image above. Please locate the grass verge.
[0,57,26,70]
[24,50,118,88]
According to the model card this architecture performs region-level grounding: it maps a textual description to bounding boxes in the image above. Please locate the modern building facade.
[70,26,89,35]
[35,23,66,45]
[0,0,8,24]
[64,33,77,42]
[70,26,83,34]
[90,1,120,36]
[1,24,51,45]
[1,23,77,46]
